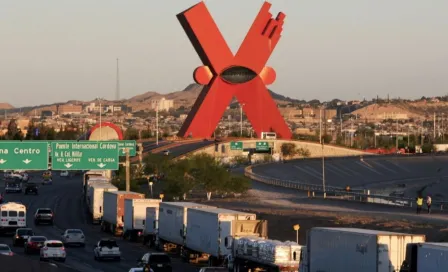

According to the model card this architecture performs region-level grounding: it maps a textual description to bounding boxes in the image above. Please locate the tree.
[281,143,297,158]
[189,153,229,200]
[6,119,20,140]
[163,159,196,199]
[125,128,139,140]
[297,147,311,158]
[223,175,251,195]
[143,153,171,177]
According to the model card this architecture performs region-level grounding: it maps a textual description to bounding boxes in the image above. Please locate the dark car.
[24,236,47,254]
[34,208,54,225]
[24,184,38,195]
[138,253,172,272]
[13,228,34,246]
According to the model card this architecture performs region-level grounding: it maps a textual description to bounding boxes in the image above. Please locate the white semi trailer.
[401,242,448,272]
[156,202,216,253]
[184,207,268,266]
[86,182,117,224]
[306,227,425,272]
[123,198,161,242]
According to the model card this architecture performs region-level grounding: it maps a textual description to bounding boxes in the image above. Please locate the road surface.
[0,174,201,272]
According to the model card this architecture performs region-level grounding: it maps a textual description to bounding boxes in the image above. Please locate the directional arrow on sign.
[97,163,106,168]
[64,163,73,169]
[0,159,6,164]
[23,159,32,164]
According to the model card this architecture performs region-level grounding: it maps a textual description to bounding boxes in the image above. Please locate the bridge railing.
[244,165,448,212]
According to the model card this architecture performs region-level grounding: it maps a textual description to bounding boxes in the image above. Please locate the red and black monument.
[177,1,292,139]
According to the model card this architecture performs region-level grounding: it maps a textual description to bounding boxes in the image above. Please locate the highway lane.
[0,174,201,272]
[156,140,214,157]
[142,141,172,153]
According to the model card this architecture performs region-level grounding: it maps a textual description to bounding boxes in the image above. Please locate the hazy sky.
[1,0,448,107]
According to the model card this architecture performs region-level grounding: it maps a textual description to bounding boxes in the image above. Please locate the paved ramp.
[252,156,448,197]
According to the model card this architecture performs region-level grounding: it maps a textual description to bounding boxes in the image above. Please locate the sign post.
[51,141,120,170]
[256,141,270,151]
[230,141,243,150]
[0,141,49,170]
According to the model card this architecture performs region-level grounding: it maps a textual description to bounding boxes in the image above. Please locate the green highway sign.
[0,141,49,170]
[51,141,119,170]
[256,141,270,151]
[230,141,243,150]
[118,140,137,156]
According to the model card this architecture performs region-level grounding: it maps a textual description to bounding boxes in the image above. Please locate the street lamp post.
[96,97,103,140]
[293,224,300,244]
[156,103,159,146]
[240,103,245,137]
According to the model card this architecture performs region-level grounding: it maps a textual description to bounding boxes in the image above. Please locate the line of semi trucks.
[83,171,448,272]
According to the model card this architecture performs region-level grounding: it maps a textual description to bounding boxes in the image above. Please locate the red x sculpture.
[177,2,292,139]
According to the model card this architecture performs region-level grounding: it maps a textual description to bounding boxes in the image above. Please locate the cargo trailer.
[185,207,267,266]
[142,206,159,247]
[123,198,161,242]
[101,191,144,236]
[157,202,215,253]
[401,242,448,272]
[86,182,117,224]
[228,238,302,272]
[307,227,425,272]
[82,170,111,196]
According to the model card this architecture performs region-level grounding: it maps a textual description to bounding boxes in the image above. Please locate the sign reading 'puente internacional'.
[51,141,120,170]
[176,2,292,139]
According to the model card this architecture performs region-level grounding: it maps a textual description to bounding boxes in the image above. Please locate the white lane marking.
[293,165,321,180]
[323,165,345,177]
[355,161,383,175]
[326,164,351,176]
[386,160,411,172]
[370,161,398,173]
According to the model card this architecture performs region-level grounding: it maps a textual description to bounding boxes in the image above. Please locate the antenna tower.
[115,58,120,100]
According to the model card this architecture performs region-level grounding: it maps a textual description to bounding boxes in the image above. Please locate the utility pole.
[434,112,436,139]
[137,143,143,167]
[442,112,445,144]
[125,148,130,192]
[240,103,245,137]
[350,118,353,147]
[116,58,120,100]
[319,108,322,144]
[156,103,159,146]
[396,119,399,150]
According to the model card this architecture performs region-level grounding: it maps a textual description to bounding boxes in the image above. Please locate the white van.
[0,202,26,233]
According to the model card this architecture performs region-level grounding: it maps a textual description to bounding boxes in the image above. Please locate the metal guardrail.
[244,165,448,211]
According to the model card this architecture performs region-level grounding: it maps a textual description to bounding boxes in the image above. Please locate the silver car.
[0,244,13,256]
[61,229,85,247]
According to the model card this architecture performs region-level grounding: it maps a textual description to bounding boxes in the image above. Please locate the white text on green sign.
[230,142,243,150]
[118,141,136,156]
[51,141,119,170]
[0,141,49,170]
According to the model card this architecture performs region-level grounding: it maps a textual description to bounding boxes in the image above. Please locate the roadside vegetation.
[113,153,251,201]
[281,143,311,159]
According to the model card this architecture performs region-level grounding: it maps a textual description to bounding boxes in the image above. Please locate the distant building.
[41,111,54,118]
[58,104,82,115]
[149,98,174,111]
[302,108,314,117]
[377,112,408,120]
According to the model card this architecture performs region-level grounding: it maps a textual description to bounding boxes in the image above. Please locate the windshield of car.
[99,240,118,248]
[0,245,10,251]
[47,242,63,248]
[30,237,47,242]
[27,184,37,188]
[6,183,18,187]
[67,229,83,234]
[37,209,52,214]
[18,229,33,235]
[149,254,171,263]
